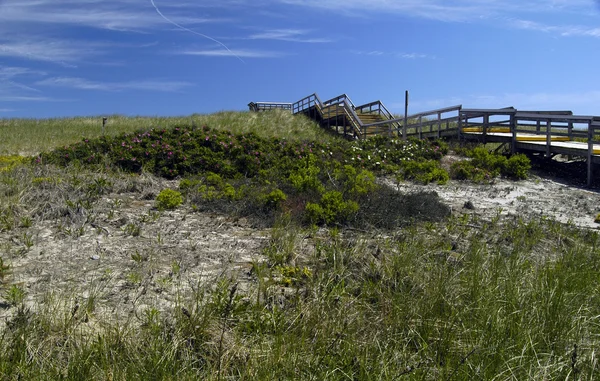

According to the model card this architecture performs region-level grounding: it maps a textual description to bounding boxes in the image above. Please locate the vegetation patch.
[451,146,531,182]
[155,189,183,210]
[38,125,454,228]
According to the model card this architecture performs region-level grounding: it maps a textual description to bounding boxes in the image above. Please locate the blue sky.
[1,0,600,118]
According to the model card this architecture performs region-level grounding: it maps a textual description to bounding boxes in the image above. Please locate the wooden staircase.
[355,112,394,136]
[292,93,399,139]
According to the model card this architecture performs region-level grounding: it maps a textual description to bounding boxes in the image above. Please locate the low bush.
[504,153,531,179]
[400,160,449,184]
[451,147,531,182]
[155,189,183,210]
[305,191,359,225]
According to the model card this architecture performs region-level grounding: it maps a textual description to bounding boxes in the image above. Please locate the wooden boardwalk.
[249,94,600,185]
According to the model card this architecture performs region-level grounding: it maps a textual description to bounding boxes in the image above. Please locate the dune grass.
[0,110,334,156]
[1,214,599,379]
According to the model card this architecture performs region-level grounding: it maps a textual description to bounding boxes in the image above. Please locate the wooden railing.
[588,118,600,185]
[248,102,292,112]
[321,94,364,137]
[460,107,516,143]
[361,105,463,138]
[355,100,402,136]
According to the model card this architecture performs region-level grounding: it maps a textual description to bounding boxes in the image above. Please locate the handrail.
[355,100,402,130]
[292,93,324,114]
[249,102,292,112]
[364,105,463,128]
[320,94,364,137]
[323,93,356,109]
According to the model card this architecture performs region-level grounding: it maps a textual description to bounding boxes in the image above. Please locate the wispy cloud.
[181,49,287,58]
[0,96,55,102]
[0,65,45,101]
[510,19,600,38]
[0,39,102,66]
[277,0,598,29]
[0,108,16,113]
[0,66,46,78]
[0,0,224,32]
[351,50,434,59]
[36,77,194,92]
[247,29,332,43]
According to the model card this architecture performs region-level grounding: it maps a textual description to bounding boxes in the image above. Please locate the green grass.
[0,110,333,156]
[1,215,599,379]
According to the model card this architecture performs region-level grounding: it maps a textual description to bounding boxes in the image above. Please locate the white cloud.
[36,77,194,92]
[510,19,600,38]
[181,49,287,58]
[0,0,225,32]
[0,96,54,102]
[351,50,434,59]
[0,66,45,78]
[277,0,593,20]
[247,29,332,43]
[0,39,102,66]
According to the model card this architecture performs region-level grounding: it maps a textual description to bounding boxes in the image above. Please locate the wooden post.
[437,112,442,138]
[568,122,573,140]
[457,110,462,140]
[483,114,489,144]
[588,121,593,186]
[403,90,408,140]
[102,117,107,136]
[510,113,516,154]
[546,119,552,158]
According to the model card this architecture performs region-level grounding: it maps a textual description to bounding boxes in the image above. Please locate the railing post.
[588,121,593,186]
[568,122,573,140]
[546,119,552,158]
[511,113,517,154]
[418,116,423,139]
[483,114,489,144]
[437,112,442,138]
[403,90,408,140]
[457,111,463,140]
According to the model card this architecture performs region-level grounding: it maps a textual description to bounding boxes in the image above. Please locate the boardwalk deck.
[251,93,600,185]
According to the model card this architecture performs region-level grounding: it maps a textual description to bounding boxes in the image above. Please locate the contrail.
[149,0,245,64]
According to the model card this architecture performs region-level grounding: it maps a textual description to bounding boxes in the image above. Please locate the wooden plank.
[516,113,594,123]
[518,110,573,115]
[516,136,570,142]
[462,127,511,133]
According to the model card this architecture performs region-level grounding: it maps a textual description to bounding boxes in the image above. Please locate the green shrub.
[334,165,377,196]
[504,153,531,179]
[288,155,325,193]
[305,191,359,225]
[450,161,494,183]
[262,189,287,210]
[155,189,183,210]
[451,147,530,182]
[470,146,507,172]
[400,160,449,184]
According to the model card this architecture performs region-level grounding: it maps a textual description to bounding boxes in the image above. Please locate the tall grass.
[1,216,599,379]
[0,110,333,156]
